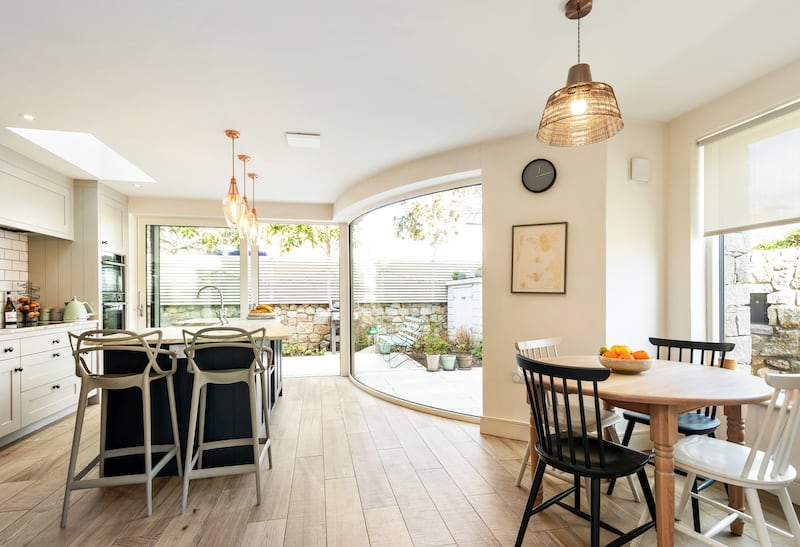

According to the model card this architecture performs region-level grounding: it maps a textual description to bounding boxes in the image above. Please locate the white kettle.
[63,297,95,321]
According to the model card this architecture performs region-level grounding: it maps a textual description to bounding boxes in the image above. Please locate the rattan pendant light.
[537,0,623,147]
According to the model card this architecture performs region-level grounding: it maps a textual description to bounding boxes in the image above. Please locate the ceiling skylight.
[6,127,155,183]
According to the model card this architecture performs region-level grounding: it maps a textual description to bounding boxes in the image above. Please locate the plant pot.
[440,354,457,371]
[378,342,392,354]
[456,354,473,369]
[425,354,440,371]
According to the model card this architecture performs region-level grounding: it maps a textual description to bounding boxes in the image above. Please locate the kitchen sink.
[172,319,221,327]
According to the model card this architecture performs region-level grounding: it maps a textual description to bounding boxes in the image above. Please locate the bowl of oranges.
[598,345,653,374]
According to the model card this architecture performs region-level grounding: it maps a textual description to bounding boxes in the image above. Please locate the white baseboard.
[480,415,528,441]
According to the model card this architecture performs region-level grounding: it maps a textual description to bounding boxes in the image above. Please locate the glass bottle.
[4,291,17,328]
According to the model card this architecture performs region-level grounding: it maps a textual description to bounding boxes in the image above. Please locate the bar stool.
[61,329,182,528]
[181,326,273,514]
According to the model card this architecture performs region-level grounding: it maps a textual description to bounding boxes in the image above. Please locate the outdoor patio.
[282,345,482,417]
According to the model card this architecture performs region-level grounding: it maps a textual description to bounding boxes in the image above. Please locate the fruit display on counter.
[249,303,274,314]
[598,344,651,360]
[17,282,42,325]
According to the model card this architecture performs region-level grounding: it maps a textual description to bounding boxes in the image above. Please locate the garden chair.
[379,316,426,367]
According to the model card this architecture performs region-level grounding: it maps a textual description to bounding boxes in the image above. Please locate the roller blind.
[701,105,800,236]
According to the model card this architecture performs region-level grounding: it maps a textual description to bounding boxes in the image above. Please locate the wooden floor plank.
[324,476,370,547]
[363,506,414,547]
[347,432,396,510]
[284,455,326,547]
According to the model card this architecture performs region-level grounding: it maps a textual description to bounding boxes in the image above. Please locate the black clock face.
[521,159,557,193]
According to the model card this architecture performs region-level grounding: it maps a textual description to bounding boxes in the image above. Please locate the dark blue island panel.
[101,339,282,476]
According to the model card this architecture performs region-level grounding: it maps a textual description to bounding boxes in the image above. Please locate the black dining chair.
[514,355,656,547]
[606,336,735,533]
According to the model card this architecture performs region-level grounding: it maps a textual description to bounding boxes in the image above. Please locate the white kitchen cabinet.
[0,322,96,446]
[0,338,21,438]
[19,331,77,427]
[0,145,74,240]
[99,191,128,255]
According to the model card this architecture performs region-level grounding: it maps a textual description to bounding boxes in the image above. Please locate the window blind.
[701,104,800,236]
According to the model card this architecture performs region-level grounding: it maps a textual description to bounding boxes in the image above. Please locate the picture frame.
[511,222,567,294]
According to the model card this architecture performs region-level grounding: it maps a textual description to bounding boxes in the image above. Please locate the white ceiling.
[1,1,798,205]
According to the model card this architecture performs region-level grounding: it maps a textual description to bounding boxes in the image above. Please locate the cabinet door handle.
[52,384,61,390]
[52,352,61,358]
[101,240,108,245]
[3,347,13,353]
[14,367,22,372]
[52,339,61,344]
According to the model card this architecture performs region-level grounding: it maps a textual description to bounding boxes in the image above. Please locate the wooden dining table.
[525,355,772,547]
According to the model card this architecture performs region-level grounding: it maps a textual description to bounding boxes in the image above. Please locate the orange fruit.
[618,352,634,360]
[633,350,651,360]
[602,350,619,358]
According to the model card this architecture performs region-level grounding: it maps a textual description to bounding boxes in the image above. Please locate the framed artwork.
[511,222,567,294]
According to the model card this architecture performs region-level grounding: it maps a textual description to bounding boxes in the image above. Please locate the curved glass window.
[350,185,482,416]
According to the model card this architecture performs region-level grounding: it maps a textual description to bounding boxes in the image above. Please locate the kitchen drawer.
[20,330,70,355]
[20,374,79,427]
[21,351,73,392]
[0,339,20,362]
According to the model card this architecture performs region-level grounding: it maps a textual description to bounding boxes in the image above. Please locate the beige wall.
[605,122,666,349]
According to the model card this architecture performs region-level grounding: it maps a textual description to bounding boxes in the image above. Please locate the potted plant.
[440,336,457,371]
[420,332,448,372]
[453,325,474,369]
[451,271,460,280]
[471,341,483,367]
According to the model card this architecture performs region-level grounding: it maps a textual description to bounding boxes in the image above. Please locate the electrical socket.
[511,371,524,384]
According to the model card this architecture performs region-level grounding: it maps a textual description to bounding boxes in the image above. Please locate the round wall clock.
[521,158,557,193]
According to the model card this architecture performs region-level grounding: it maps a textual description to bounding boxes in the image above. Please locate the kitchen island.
[101,319,290,476]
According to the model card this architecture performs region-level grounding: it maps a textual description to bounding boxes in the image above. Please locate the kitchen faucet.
[197,285,228,325]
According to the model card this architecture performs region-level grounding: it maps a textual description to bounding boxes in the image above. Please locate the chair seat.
[539,435,651,480]
[675,435,797,488]
[622,409,720,436]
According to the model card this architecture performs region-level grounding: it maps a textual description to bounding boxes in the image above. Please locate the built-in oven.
[102,299,126,330]
[101,253,125,294]
[101,253,126,329]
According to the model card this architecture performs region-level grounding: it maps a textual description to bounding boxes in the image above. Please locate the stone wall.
[159,301,448,354]
[725,233,800,373]
[353,302,448,350]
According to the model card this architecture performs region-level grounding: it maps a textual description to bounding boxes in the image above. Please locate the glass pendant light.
[237,154,255,239]
[247,172,260,247]
[537,0,623,147]
[222,129,246,227]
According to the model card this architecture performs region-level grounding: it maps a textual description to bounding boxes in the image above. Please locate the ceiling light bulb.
[20,113,35,121]
[570,99,587,115]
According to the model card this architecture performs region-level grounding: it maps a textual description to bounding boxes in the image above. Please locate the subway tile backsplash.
[0,229,29,294]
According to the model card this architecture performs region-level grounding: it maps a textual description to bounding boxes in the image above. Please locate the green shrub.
[753,228,800,250]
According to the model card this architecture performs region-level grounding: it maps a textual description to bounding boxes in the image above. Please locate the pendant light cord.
[231,136,236,178]
[577,1,581,64]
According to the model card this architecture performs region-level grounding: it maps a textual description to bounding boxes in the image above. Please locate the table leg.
[649,405,679,547]
[725,404,746,536]
[529,413,543,504]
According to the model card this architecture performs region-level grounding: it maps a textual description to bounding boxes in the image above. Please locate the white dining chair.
[673,371,800,545]
[514,337,642,502]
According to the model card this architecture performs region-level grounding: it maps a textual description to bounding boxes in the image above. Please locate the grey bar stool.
[181,326,273,514]
[61,329,182,527]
